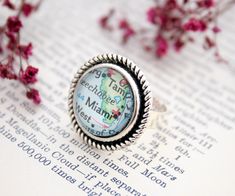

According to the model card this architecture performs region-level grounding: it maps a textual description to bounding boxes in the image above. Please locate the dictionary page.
[0,1,235,196]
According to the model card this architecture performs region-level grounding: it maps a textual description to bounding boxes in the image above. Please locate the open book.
[1,0,235,196]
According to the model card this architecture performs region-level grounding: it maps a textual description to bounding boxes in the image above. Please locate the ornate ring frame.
[68,54,152,150]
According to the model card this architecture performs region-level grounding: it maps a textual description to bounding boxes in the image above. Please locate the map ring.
[68,54,152,150]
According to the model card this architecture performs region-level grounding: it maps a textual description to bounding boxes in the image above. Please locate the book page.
[0,0,235,196]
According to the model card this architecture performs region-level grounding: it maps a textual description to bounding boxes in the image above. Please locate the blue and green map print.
[74,66,135,137]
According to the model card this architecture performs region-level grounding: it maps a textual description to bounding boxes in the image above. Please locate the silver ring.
[68,54,152,150]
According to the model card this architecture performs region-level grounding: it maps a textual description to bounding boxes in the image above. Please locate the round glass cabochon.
[74,65,135,138]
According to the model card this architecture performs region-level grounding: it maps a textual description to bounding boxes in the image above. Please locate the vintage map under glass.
[74,66,135,138]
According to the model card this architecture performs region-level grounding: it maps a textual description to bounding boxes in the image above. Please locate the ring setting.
[68,54,152,150]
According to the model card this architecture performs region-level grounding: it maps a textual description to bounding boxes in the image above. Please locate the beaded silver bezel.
[68,54,152,150]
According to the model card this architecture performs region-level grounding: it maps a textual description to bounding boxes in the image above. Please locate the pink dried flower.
[5,31,17,50]
[119,19,129,29]
[20,65,38,84]
[1,0,41,104]
[204,36,215,49]
[147,7,166,26]
[212,26,221,33]
[5,31,16,41]
[156,35,168,58]
[118,19,136,43]
[123,27,135,43]
[174,39,184,52]
[183,18,207,32]
[165,0,178,10]
[99,16,109,30]
[101,1,234,61]
[22,3,34,17]
[99,9,114,31]
[3,0,15,10]
[26,88,41,104]
[147,7,157,24]
[0,64,17,80]
[19,43,33,59]
[7,16,22,33]
[197,0,215,8]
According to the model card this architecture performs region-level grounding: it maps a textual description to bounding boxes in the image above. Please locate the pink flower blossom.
[1,0,41,104]
[20,65,38,84]
[204,36,215,49]
[212,26,221,33]
[26,88,41,104]
[197,0,215,8]
[99,16,109,29]
[183,18,207,32]
[5,31,16,50]
[147,7,166,26]
[99,9,114,31]
[100,0,234,61]
[0,64,17,80]
[7,16,22,33]
[119,19,129,29]
[18,43,33,59]
[22,3,34,17]
[3,0,15,10]
[174,39,184,52]
[122,27,135,43]
[165,0,178,10]
[147,7,157,24]
[118,19,136,43]
[5,31,16,41]
[156,35,168,58]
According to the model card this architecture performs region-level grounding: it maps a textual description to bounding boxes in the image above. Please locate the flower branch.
[0,0,41,104]
[99,0,235,61]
